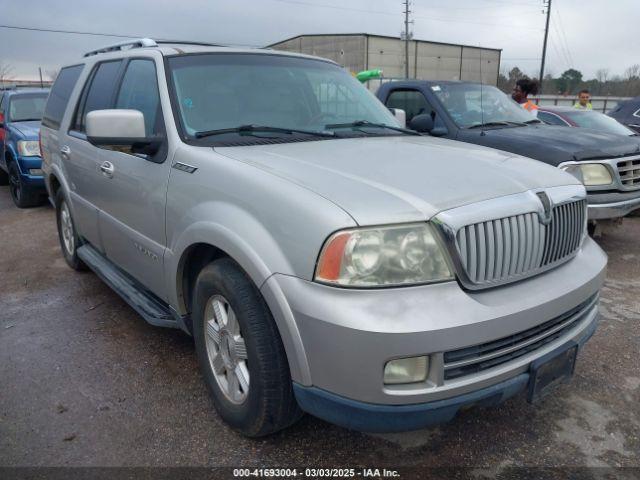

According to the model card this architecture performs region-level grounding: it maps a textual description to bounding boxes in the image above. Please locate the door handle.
[60,145,71,157]
[100,161,115,178]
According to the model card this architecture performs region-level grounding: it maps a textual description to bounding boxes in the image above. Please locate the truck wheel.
[192,258,302,437]
[55,190,87,271]
[8,162,41,208]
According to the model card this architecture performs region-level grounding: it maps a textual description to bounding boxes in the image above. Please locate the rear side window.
[386,89,433,122]
[115,59,161,136]
[73,60,122,132]
[42,64,84,129]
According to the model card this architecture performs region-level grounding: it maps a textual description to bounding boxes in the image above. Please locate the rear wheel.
[192,258,302,437]
[8,161,42,208]
[55,190,87,271]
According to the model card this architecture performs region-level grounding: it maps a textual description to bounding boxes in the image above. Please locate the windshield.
[562,110,636,136]
[167,53,399,141]
[431,83,536,128]
[8,94,47,122]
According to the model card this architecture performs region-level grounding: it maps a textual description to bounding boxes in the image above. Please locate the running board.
[77,244,179,329]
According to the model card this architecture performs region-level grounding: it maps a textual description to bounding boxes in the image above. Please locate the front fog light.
[580,164,612,186]
[384,356,429,385]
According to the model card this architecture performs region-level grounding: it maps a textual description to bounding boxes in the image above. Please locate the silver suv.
[41,39,607,436]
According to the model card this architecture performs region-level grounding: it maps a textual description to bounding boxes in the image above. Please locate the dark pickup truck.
[377,80,640,221]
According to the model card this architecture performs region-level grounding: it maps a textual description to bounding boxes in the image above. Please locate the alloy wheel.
[59,201,75,255]
[204,294,250,404]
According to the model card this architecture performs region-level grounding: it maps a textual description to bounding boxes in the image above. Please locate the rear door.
[93,57,171,299]
[63,60,123,250]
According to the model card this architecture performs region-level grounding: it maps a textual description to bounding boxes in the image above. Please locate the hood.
[458,124,640,166]
[11,121,41,139]
[217,135,580,226]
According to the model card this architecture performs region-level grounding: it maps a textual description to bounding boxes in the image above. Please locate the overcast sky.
[0,0,637,81]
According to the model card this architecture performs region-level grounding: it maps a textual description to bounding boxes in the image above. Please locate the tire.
[192,258,302,437]
[8,161,42,208]
[55,189,87,271]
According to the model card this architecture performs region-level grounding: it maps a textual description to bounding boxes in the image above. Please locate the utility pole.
[402,0,412,78]
[539,0,552,93]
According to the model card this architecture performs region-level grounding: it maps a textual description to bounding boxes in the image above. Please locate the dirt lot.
[0,187,639,475]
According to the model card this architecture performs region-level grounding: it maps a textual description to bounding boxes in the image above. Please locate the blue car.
[0,88,49,207]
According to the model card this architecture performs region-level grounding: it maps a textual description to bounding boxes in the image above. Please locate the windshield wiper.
[195,124,335,139]
[324,120,421,136]
[12,118,41,122]
[524,119,542,124]
[468,120,530,129]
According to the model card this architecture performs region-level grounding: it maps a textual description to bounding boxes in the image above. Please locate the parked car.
[608,96,640,134]
[0,87,49,207]
[41,39,606,436]
[377,81,640,221]
[538,106,638,137]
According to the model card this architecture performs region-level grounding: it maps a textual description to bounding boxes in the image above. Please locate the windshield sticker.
[431,85,441,92]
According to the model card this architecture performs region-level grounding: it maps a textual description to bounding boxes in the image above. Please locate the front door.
[94,58,171,300]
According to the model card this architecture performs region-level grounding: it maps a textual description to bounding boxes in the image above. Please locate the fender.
[166,203,311,384]
[166,201,296,313]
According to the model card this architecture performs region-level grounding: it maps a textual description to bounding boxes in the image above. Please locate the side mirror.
[86,109,162,155]
[388,108,406,128]
[408,113,434,133]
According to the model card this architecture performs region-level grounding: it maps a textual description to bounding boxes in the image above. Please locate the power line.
[0,24,261,47]
[553,6,574,66]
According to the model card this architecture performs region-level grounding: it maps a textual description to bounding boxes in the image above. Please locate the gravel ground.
[0,188,638,476]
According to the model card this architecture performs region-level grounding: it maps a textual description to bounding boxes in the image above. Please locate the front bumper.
[17,156,45,189]
[294,313,597,433]
[587,190,640,219]
[262,237,606,430]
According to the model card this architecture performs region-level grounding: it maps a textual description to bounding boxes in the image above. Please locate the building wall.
[460,46,501,85]
[415,43,464,81]
[272,35,366,73]
[270,35,501,86]
[366,36,416,78]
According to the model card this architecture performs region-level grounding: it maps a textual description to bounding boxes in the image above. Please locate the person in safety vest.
[511,78,539,114]
[574,89,593,110]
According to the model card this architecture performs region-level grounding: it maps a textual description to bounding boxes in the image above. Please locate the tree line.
[498,65,640,98]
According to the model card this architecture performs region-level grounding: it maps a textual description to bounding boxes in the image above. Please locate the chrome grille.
[443,294,598,381]
[455,199,586,286]
[617,158,640,190]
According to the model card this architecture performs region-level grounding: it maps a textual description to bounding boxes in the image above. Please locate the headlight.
[579,164,612,186]
[17,140,41,157]
[560,163,613,186]
[315,223,453,287]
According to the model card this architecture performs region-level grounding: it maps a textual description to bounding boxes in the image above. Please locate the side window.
[538,111,568,126]
[42,64,84,130]
[386,89,433,122]
[115,60,161,136]
[72,60,122,133]
[0,93,5,112]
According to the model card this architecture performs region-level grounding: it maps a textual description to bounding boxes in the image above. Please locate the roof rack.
[83,38,157,57]
[83,38,258,58]
[155,39,225,47]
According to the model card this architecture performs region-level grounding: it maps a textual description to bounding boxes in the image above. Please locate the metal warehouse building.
[269,33,502,86]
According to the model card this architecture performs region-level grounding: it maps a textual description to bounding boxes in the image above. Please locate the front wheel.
[8,162,42,208]
[192,258,302,437]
